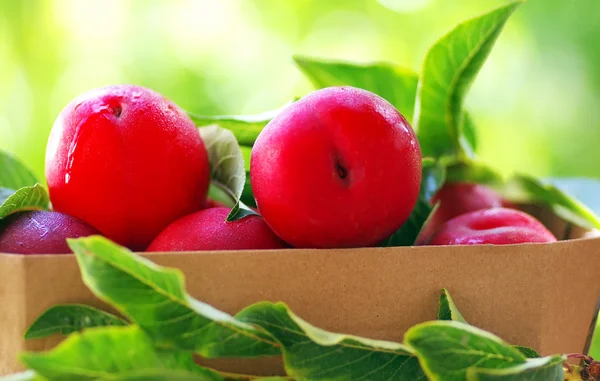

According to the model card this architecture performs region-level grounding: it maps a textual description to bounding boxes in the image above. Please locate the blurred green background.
[1,0,600,180]
[0,0,599,358]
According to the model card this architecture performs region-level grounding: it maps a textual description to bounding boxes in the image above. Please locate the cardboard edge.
[2,235,599,260]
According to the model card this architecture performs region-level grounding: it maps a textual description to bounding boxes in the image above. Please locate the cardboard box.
[1,209,599,376]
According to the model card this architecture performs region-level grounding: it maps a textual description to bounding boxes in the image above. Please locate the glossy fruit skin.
[45,85,210,251]
[417,182,506,244]
[427,207,557,246]
[432,183,505,223]
[251,86,422,248]
[146,207,288,252]
[0,211,99,254]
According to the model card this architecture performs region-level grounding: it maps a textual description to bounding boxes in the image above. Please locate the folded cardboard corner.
[1,208,599,376]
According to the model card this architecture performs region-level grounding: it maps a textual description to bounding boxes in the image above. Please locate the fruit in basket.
[146,207,288,252]
[45,85,210,251]
[250,86,422,248]
[0,211,99,254]
[427,207,557,245]
[417,182,508,244]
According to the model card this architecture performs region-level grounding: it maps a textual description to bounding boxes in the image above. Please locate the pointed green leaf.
[20,326,222,381]
[466,355,565,381]
[0,151,39,189]
[239,147,257,208]
[240,171,257,209]
[294,56,419,122]
[24,304,128,340]
[437,289,467,324]
[226,200,259,222]
[189,102,292,146]
[0,184,50,219]
[512,346,540,359]
[207,182,236,208]
[231,302,426,380]
[199,125,256,222]
[68,236,280,358]
[200,125,246,202]
[405,321,526,381]
[414,2,522,158]
[503,174,600,230]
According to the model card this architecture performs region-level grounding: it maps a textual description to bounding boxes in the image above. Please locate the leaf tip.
[22,330,35,341]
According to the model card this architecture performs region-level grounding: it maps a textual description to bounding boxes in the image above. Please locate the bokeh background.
[1,0,600,180]
[1,0,599,356]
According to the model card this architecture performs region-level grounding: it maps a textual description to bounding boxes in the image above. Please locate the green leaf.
[207,183,236,208]
[437,289,467,324]
[466,355,565,381]
[0,372,44,381]
[189,101,292,147]
[100,371,288,381]
[414,2,522,158]
[445,160,504,186]
[200,125,246,203]
[68,236,280,358]
[238,146,257,209]
[199,125,256,222]
[294,56,419,122]
[503,174,600,230]
[99,370,221,381]
[512,346,540,359]
[381,197,437,247]
[20,326,222,381]
[460,112,478,156]
[24,304,128,340]
[421,158,447,203]
[0,151,39,189]
[0,184,50,219]
[220,377,288,381]
[405,320,526,381]
[226,200,259,222]
[233,302,426,381]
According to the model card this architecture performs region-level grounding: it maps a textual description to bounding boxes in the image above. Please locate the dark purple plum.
[0,211,99,254]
